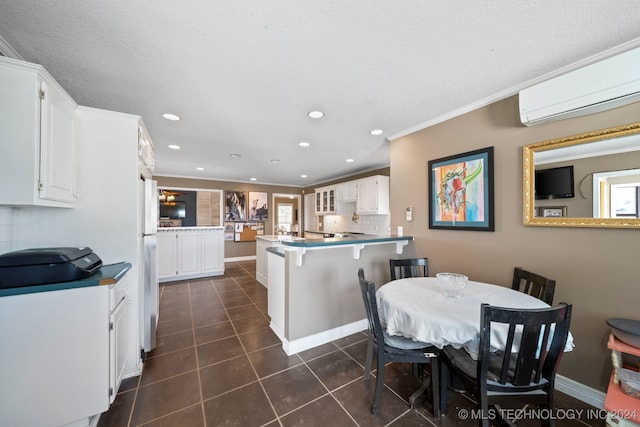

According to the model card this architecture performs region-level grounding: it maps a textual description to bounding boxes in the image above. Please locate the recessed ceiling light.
[308,110,324,119]
[298,141,310,147]
[346,158,354,163]
[370,129,384,136]
[196,167,204,171]
[162,113,181,121]
[230,153,241,158]
[168,144,181,150]
[270,159,280,163]
[300,174,307,178]
[250,177,257,181]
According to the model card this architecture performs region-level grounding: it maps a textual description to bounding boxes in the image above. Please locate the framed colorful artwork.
[428,146,494,231]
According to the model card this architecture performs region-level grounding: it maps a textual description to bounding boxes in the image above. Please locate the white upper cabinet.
[315,186,336,214]
[356,175,390,214]
[0,57,78,207]
[336,181,357,202]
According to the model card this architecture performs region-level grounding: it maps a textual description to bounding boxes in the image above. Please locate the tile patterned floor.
[97,260,605,426]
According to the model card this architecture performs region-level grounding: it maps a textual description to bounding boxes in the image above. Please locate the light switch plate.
[406,207,413,221]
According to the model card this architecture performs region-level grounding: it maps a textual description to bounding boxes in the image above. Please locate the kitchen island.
[262,234,414,355]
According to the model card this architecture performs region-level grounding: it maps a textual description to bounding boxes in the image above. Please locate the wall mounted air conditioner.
[519,46,640,126]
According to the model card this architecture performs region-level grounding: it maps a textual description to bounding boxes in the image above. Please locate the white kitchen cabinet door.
[337,181,357,202]
[356,176,390,214]
[177,231,202,275]
[109,297,129,404]
[201,229,224,275]
[0,57,78,207]
[327,187,336,213]
[315,186,336,214]
[0,286,110,427]
[267,250,285,338]
[38,78,77,203]
[157,232,178,279]
[315,191,322,214]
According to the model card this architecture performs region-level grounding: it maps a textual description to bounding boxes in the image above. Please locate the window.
[593,169,640,218]
[277,203,293,233]
[611,184,639,218]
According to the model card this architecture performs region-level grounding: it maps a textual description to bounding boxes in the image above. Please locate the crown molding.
[0,34,23,60]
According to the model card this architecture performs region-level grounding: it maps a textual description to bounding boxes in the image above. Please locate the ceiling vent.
[519,47,640,126]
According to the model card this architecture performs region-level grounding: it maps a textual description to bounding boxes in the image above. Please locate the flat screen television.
[535,166,574,200]
[159,201,186,219]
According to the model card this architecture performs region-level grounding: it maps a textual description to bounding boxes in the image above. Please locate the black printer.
[0,247,103,289]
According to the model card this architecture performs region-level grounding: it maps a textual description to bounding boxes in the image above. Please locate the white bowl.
[436,272,468,298]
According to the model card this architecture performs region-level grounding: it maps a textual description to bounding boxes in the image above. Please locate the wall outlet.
[406,207,413,221]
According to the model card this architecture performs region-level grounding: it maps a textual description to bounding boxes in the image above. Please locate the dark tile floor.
[97,260,605,427]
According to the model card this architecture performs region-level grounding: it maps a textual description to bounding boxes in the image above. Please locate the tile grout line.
[123,282,172,427]
[300,354,361,426]
[189,278,209,427]
[214,271,284,426]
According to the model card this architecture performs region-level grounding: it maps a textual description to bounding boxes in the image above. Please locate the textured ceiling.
[1,1,639,187]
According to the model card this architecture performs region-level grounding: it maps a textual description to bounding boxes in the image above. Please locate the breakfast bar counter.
[263,234,413,355]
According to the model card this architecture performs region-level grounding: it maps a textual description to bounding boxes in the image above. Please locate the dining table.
[376,277,575,360]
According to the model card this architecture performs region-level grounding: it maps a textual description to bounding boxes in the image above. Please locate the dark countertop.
[0,262,132,297]
[266,246,285,257]
[280,234,412,248]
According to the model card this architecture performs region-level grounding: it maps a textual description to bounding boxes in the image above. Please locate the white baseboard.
[275,319,368,355]
[224,256,256,262]
[556,374,606,409]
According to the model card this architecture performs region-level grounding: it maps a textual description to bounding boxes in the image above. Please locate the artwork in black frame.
[428,146,494,231]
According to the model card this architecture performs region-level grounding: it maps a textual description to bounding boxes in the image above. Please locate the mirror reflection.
[523,122,640,228]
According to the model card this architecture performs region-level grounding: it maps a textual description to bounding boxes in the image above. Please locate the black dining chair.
[389,257,429,280]
[358,268,440,417]
[439,302,573,427]
[512,267,556,305]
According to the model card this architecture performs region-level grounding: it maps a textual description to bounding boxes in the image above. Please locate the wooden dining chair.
[439,302,573,427]
[512,267,556,305]
[358,268,440,417]
[389,257,429,280]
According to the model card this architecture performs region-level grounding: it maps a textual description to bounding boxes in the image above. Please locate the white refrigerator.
[141,178,159,353]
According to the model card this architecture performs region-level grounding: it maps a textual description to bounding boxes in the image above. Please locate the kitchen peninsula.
[259,234,413,355]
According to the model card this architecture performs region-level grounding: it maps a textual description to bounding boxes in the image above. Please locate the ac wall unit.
[519,47,640,126]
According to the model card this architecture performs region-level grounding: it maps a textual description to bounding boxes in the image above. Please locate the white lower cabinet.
[158,227,225,282]
[177,230,202,276]
[109,294,129,404]
[267,249,285,338]
[157,231,178,279]
[256,237,282,287]
[201,229,225,274]
[0,268,130,427]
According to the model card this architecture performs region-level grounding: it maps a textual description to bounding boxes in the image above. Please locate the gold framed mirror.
[523,122,640,229]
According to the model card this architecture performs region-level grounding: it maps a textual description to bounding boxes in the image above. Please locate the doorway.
[272,193,302,235]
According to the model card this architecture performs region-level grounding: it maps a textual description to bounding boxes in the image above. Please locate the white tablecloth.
[376,277,574,359]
